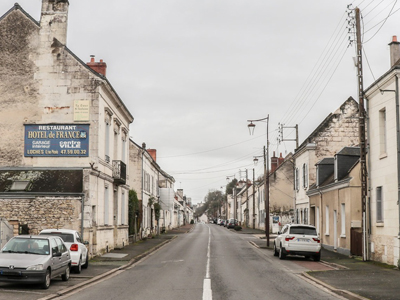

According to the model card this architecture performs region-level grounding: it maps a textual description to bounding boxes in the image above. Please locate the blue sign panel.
[24,124,89,157]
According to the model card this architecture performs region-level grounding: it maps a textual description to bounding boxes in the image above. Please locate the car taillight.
[312,238,320,243]
[70,244,79,251]
[285,236,295,241]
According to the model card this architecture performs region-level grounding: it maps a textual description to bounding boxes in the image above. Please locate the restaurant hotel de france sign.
[24,124,89,157]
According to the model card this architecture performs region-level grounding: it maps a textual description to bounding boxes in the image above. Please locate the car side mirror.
[278,231,282,235]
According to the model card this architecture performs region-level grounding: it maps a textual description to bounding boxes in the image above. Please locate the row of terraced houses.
[0,1,193,257]
[225,37,400,267]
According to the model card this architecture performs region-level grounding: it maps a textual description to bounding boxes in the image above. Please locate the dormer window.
[334,156,338,182]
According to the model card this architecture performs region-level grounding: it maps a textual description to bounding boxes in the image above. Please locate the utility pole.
[355,7,368,262]
[279,124,299,149]
[253,168,256,229]
[246,169,249,227]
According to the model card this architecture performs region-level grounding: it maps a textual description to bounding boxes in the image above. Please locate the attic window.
[10,180,30,191]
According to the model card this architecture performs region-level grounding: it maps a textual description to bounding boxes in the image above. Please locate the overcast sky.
[2,0,399,203]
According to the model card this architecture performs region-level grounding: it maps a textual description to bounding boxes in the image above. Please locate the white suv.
[40,229,89,273]
[273,224,321,261]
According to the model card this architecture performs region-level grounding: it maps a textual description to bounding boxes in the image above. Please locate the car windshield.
[40,232,74,243]
[1,238,50,255]
[289,226,317,235]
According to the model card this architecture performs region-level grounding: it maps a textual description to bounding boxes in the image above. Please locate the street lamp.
[247,115,270,247]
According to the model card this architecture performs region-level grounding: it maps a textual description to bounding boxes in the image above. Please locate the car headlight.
[26,264,44,270]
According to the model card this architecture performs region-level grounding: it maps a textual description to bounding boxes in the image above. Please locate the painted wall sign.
[24,124,89,157]
[74,100,90,121]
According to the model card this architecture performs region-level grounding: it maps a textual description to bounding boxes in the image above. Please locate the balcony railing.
[112,160,126,185]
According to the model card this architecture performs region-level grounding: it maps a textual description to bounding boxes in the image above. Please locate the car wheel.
[42,270,51,289]
[61,266,70,281]
[313,253,321,262]
[75,259,82,274]
[279,245,286,260]
[273,243,278,256]
[82,253,89,269]
[304,256,310,260]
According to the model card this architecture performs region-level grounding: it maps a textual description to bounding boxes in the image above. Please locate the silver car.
[0,235,71,289]
[39,229,89,273]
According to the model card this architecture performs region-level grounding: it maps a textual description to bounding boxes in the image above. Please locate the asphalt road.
[51,223,344,300]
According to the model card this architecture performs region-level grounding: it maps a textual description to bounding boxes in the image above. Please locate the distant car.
[227,218,238,229]
[219,219,226,226]
[40,229,89,273]
[0,235,71,289]
[273,224,321,261]
[217,218,222,225]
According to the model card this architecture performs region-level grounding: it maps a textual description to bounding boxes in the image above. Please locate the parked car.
[227,218,238,229]
[40,229,89,273]
[0,235,71,289]
[219,219,226,226]
[273,224,321,261]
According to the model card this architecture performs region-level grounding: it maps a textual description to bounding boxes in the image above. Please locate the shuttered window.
[376,187,383,223]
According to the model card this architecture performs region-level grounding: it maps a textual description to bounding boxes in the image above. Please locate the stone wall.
[0,197,81,235]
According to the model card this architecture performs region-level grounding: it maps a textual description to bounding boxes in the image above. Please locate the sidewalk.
[237,226,400,300]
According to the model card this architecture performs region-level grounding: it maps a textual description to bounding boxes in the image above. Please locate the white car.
[273,224,321,261]
[39,229,89,273]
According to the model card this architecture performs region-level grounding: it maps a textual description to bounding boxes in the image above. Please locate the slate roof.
[0,169,83,193]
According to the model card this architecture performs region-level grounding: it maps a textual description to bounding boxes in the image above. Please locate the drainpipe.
[81,193,85,241]
[395,75,400,242]
[319,189,323,244]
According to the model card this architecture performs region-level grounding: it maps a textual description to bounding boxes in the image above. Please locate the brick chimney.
[389,36,400,67]
[87,56,107,76]
[147,149,157,162]
[271,151,278,173]
[278,153,284,166]
[40,0,70,45]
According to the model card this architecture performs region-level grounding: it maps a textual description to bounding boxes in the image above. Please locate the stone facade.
[0,197,81,235]
[365,58,400,265]
[0,2,133,257]
[293,97,359,225]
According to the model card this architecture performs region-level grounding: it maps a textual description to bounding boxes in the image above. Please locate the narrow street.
[55,224,341,300]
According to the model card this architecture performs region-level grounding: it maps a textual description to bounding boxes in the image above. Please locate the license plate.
[297,238,309,242]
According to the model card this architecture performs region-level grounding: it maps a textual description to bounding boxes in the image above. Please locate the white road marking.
[203,225,212,300]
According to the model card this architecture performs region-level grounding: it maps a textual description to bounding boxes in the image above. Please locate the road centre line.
[203,225,212,300]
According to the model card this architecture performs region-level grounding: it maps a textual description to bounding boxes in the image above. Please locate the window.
[325,206,329,235]
[104,185,109,225]
[122,136,126,163]
[316,207,320,234]
[295,168,299,191]
[302,164,308,188]
[379,108,387,156]
[105,119,110,162]
[121,192,126,225]
[376,187,383,223]
[341,204,346,236]
[304,208,308,224]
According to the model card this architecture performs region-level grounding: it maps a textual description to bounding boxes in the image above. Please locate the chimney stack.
[389,35,400,67]
[147,149,157,162]
[40,0,70,45]
[278,153,284,166]
[271,151,278,173]
[87,56,107,76]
